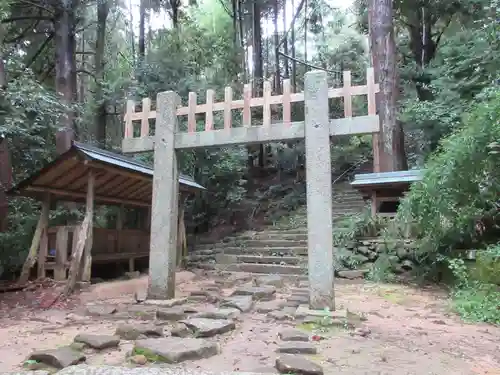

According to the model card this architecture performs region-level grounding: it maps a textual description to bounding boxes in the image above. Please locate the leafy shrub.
[396,87,500,265]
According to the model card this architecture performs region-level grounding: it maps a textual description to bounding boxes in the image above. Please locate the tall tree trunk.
[54,0,78,154]
[138,0,146,59]
[0,134,11,232]
[273,0,280,93]
[368,0,407,171]
[282,0,289,78]
[95,0,109,147]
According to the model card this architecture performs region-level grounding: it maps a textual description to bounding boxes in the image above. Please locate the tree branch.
[18,0,55,14]
[4,20,40,43]
[1,16,53,24]
[25,33,54,70]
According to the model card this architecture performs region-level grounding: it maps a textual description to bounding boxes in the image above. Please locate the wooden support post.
[176,195,187,266]
[80,171,95,282]
[54,226,69,281]
[304,70,335,310]
[371,191,378,218]
[19,195,50,284]
[116,204,124,253]
[129,257,135,272]
[64,171,94,294]
[37,209,49,279]
[148,91,180,300]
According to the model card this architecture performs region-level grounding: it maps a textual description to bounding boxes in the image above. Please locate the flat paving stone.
[142,298,187,307]
[85,305,117,317]
[267,310,293,321]
[232,286,276,301]
[134,337,218,363]
[277,342,317,354]
[193,307,241,320]
[180,318,235,337]
[156,307,187,321]
[28,347,85,369]
[57,365,278,375]
[74,334,120,350]
[115,323,163,340]
[278,328,309,342]
[294,305,347,320]
[256,300,283,313]
[221,295,254,312]
[255,275,284,287]
[275,354,323,375]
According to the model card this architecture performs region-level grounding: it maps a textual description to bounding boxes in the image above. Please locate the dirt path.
[0,271,498,374]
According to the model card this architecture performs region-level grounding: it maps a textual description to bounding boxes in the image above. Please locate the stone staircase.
[186,182,367,276]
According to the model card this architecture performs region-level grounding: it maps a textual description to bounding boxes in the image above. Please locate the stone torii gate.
[122,69,380,310]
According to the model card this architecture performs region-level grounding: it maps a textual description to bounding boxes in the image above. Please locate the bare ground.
[0,270,498,375]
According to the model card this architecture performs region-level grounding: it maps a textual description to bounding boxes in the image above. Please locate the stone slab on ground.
[56,365,278,375]
[142,298,187,307]
[254,275,284,287]
[134,337,219,363]
[256,300,283,313]
[115,323,164,340]
[275,354,324,375]
[232,286,276,301]
[156,307,187,321]
[267,310,293,321]
[220,295,254,312]
[278,328,309,342]
[276,342,318,354]
[28,347,85,369]
[85,304,117,317]
[294,305,347,320]
[74,334,120,350]
[180,318,235,337]
[193,308,241,320]
[337,270,369,279]
[118,305,157,320]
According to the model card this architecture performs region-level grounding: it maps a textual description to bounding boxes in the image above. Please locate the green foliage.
[332,207,388,246]
[442,244,500,324]
[397,87,500,262]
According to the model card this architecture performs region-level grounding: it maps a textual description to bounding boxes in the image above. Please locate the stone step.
[216,253,304,265]
[216,263,307,275]
[229,239,308,247]
[221,246,308,256]
[225,233,308,241]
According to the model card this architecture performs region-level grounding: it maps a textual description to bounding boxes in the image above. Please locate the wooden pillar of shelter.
[176,193,187,266]
[54,226,69,281]
[64,171,94,294]
[18,194,50,284]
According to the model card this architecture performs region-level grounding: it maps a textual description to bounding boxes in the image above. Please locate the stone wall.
[336,237,417,276]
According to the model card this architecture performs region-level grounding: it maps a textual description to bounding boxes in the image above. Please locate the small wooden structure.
[350,170,424,217]
[7,142,204,292]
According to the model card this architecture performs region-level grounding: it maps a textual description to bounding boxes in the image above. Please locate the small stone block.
[279,328,309,342]
[134,337,219,363]
[28,347,85,369]
[277,342,318,354]
[276,354,323,375]
[74,334,120,350]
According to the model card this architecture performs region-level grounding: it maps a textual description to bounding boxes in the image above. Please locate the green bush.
[396,87,500,263]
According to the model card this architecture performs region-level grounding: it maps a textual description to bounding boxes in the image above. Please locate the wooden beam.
[54,226,69,281]
[86,161,151,182]
[25,186,149,207]
[64,171,94,295]
[122,115,380,153]
[80,171,95,282]
[18,195,50,284]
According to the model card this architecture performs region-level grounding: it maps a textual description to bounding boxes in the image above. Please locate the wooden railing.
[123,68,379,143]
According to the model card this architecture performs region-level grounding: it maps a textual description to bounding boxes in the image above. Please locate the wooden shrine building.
[7,142,204,288]
[350,169,424,217]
